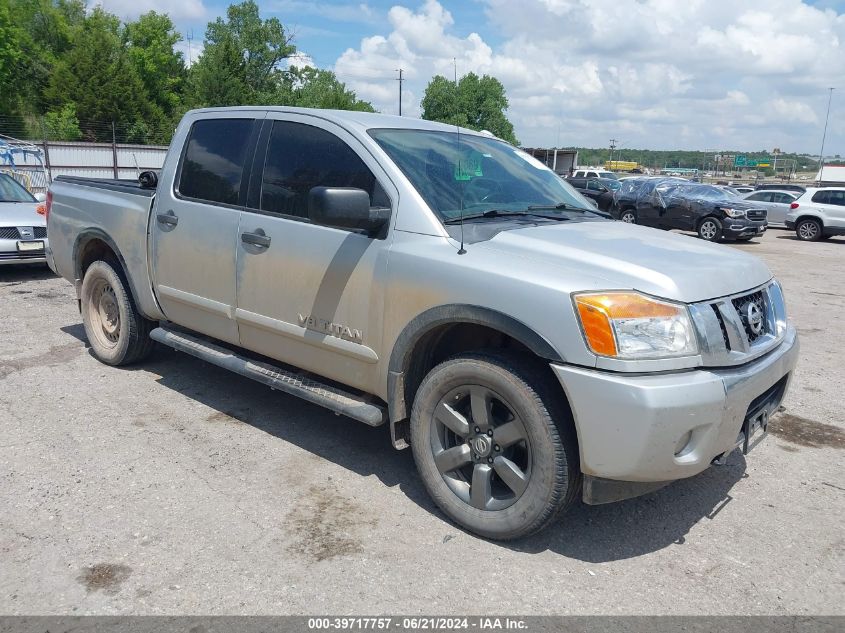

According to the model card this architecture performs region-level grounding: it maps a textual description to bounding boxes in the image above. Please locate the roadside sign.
[734,155,747,167]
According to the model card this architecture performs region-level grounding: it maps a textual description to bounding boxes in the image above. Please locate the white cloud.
[332,0,845,152]
[93,0,206,21]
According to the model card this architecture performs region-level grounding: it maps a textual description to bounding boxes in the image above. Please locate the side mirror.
[139,170,158,189]
[34,192,46,202]
[308,187,390,234]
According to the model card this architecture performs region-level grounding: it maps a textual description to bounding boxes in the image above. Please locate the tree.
[42,101,81,140]
[0,0,25,121]
[276,66,375,112]
[421,72,518,145]
[43,7,151,140]
[189,0,294,107]
[124,11,186,120]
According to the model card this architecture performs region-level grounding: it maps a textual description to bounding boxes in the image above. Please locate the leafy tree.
[276,66,374,112]
[189,0,294,107]
[421,72,518,145]
[124,11,185,119]
[0,0,25,120]
[42,101,81,140]
[43,7,151,140]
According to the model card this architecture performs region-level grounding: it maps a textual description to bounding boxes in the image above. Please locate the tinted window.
[828,191,845,206]
[811,191,830,204]
[587,180,603,191]
[260,121,387,219]
[178,118,255,205]
[773,193,795,203]
[746,192,768,201]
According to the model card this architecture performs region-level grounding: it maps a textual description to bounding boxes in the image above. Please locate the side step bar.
[149,326,386,427]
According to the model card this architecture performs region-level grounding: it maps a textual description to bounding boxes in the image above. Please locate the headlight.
[720,207,746,218]
[573,292,699,359]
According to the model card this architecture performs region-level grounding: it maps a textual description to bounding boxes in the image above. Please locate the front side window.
[368,128,592,221]
[260,121,387,219]
[178,118,255,206]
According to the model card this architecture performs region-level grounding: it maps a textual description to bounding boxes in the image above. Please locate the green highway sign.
[734,155,771,168]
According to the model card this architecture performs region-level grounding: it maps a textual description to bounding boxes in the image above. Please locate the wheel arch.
[73,229,143,312]
[794,213,824,228]
[386,304,563,447]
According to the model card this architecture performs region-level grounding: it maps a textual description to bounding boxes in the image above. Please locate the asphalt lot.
[0,228,843,615]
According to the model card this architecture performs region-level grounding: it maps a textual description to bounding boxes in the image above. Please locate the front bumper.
[551,325,798,498]
[722,218,767,238]
[0,241,48,265]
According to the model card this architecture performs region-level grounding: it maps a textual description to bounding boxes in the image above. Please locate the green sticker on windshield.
[454,150,483,181]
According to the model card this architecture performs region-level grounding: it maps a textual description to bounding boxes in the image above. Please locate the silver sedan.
[741,189,798,226]
[0,173,48,266]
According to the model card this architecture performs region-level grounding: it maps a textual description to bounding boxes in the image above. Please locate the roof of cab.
[186,105,494,138]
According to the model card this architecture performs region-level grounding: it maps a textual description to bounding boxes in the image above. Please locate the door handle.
[156,212,178,227]
[241,231,271,248]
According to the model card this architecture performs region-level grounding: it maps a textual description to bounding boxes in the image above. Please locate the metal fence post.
[40,116,52,184]
[111,121,118,179]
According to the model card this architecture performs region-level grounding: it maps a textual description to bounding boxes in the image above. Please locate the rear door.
[768,192,795,225]
[234,114,396,393]
[822,190,845,229]
[151,114,261,344]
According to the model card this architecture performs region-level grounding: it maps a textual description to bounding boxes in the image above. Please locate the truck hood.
[0,202,45,227]
[476,220,772,303]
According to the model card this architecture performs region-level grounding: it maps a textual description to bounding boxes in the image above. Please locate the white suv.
[785,187,845,241]
[572,169,618,180]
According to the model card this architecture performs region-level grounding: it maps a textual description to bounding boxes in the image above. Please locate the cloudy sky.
[98,0,844,155]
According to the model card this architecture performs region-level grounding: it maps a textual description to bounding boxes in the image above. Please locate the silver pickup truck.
[46,107,799,539]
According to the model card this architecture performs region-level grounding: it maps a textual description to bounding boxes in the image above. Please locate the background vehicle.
[47,107,797,540]
[572,169,618,180]
[565,176,620,211]
[732,185,755,194]
[755,183,806,194]
[0,172,48,266]
[741,190,798,226]
[785,187,845,241]
[612,178,767,241]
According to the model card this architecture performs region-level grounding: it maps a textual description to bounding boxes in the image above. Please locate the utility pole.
[187,29,194,66]
[395,68,404,116]
[608,138,618,168]
[817,87,834,183]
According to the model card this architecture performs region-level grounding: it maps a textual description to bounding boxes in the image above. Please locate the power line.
[817,87,835,181]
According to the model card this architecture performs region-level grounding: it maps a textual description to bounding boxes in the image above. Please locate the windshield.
[597,172,618,180]
[368,129,593,221]
[0,173,37,203]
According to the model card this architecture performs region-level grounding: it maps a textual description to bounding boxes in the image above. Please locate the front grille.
[712,304,731,350]
[0,251,45,260]
[731,290,769,344]
[0,227,45,239]
[746,208,767,220]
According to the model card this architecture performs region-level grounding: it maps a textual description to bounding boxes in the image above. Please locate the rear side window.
[178,118,255,206]
[811,191,830,204]
[773,193,794,203]
[827,191,845,206]
[260,120,387,219]
[747,192,769,201]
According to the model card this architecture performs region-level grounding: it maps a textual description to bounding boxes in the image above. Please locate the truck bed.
[53,175,156,198]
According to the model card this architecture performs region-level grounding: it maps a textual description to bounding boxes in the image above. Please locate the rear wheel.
[620,209,637,224]
[698,217,723,241]
[796,218,822,242]
[410,352,580,540]
[81,260,155,365]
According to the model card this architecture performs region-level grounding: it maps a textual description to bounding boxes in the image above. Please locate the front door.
[151,114,261,344]
[234,115,396,393]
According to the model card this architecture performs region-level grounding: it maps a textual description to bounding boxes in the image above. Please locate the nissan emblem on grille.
[18,227,34,239]
[744,301,764,336]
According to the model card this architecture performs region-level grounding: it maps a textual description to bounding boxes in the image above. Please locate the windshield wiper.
[526,202,592,212]
[443,209,573,224]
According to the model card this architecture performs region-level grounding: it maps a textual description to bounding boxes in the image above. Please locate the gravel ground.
[0,228,842,615]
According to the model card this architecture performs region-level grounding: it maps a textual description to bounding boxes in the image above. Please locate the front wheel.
[698,217,723,241]
[619,209,637,224]
[80,260,155,365]
[410,352,580,540]
[796,218,822,242]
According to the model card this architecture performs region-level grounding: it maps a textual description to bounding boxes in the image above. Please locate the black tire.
[697,216,723,241]
[80,259,155,366]
[410,351,580,540]
[619,209,637,224]
[795,218,822,242]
